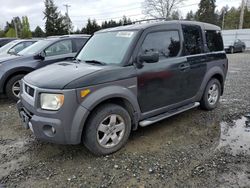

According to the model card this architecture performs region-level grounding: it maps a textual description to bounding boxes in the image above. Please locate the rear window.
[182,25,203,55]
[205,30,224,52]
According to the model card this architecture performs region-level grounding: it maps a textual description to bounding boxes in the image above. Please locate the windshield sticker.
[116,31,134,38]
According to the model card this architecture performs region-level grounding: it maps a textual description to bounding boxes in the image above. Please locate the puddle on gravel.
[218,114,250,155]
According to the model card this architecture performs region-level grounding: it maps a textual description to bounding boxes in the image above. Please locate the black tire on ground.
[200,78,221,111]
[83,103,132,156]
[5,74,25,101]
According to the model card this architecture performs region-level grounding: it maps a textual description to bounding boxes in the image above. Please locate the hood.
[24,61,137,90]
[24,62,104,89]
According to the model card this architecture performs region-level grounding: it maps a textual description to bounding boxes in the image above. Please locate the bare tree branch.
[142,0,185,19]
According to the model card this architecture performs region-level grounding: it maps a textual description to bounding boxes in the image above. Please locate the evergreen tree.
[43,0,67,36]
[243,7,250,28]
[186,10,195,20]
[196,0,217,24]
[171,10,180,20]
[121,16,132,25]
[85,19,100,34]
[32,26,45,37]
[21,16,32,38]
[224,7,240,29]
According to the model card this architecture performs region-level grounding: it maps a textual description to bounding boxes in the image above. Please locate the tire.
[200,78,221,111]
[83,103,132,155]
[5,74,25,101]
[242,46,245,53]
[230,47,234,54]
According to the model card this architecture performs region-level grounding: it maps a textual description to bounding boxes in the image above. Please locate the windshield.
[76,31,137,65]
[0,40,19,53]
[18,40,51,56]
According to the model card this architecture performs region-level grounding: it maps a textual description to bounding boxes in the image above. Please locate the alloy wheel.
[97,114,125,148]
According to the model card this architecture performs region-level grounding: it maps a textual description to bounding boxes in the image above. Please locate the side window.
[140,31,180,59]
[182,25,203,55]
[44,40,73,56]
[24,41,35,48]
[205,30,223,52]
[73,38,88,52]
[10,43,26,53]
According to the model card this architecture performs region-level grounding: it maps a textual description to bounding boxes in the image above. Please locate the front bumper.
[17,82,90,145]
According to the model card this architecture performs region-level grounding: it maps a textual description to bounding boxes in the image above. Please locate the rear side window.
[141,31,180,59]
[205,30,223,52]
[182,25,203,55]
[74,38,88,52]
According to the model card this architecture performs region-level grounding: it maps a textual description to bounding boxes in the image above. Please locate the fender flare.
[81,85,140,113]
[0,67,34,93]
[197,66,225,100]
[71,86,141,143]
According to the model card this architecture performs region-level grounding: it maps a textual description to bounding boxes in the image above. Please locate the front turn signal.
[80,89,91,98]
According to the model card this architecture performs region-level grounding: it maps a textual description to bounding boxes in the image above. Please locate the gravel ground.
[0,53,250,188]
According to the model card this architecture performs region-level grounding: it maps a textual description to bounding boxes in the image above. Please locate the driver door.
[136,29,188,113]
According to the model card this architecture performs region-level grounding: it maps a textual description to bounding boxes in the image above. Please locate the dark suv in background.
[18,21,228,155]
[0,38,16,47]
[0,35,90,100]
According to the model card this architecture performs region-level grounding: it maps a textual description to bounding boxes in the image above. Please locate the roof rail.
[46,34,91,39]
[132,18,167,24]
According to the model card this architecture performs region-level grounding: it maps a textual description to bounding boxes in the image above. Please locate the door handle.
[179,63,190,71]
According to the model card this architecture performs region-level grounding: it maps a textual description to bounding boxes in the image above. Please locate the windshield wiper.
[73,58,82,63]
[84,60,106,66]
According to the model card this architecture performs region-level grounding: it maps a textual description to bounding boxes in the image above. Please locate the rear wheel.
[200,78,221,110]
[83,103,131,155]
[6,74,25,101]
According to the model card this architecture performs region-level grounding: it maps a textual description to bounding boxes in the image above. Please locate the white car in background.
[0,39,38,58]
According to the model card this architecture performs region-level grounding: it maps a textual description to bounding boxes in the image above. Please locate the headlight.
[40,93,64,110]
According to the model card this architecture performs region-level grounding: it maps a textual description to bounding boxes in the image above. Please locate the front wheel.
[5,74,25,101]
[83,104,131,155]
[200,78,221,111]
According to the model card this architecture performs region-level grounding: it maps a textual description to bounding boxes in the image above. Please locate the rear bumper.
[17,84,90,145]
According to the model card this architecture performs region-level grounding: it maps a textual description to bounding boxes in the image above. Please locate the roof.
[97,20,221,33]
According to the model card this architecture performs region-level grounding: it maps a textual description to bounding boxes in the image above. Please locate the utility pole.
[64,4,71,34]
[239,0,245,29]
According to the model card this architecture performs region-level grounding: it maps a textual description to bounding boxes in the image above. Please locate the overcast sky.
[0,0,243,31]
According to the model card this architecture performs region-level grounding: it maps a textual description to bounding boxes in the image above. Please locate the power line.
[70,6,142,18]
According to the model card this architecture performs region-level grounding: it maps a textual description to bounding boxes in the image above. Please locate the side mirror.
[34,51,45,60]
[8,48,16,55]
[139,51,159,64]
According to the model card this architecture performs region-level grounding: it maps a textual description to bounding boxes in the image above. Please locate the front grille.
[24,84,35,97]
